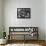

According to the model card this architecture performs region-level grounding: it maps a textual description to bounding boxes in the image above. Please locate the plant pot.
[0,39,7,44]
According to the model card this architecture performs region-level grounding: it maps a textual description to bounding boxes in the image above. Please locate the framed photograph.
[17,8,31,19]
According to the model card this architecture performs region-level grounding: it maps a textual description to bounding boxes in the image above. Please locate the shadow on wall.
[0,31,3,39]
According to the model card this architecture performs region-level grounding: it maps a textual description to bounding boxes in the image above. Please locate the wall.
[0,0,3,38]
[4,0,45,40]
[45,0,46,40]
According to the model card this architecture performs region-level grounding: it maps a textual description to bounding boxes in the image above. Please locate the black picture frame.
[17,8,31,19]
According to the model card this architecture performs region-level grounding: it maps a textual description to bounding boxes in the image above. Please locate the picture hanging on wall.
[17,8,31,19]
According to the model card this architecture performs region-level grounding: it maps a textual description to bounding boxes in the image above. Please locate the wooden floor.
[0,40,46,46]
[9,40,46,46]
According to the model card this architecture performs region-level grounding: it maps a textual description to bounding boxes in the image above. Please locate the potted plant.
[0,26,7,44]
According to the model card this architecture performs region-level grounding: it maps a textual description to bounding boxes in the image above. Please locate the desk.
[9,27,38,40]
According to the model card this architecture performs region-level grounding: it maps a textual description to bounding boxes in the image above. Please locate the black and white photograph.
[17,8,30,18]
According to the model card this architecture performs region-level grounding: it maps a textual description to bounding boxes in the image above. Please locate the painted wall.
[3,0,45,40]
[44,0,46,41]
[0,0,3,38]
